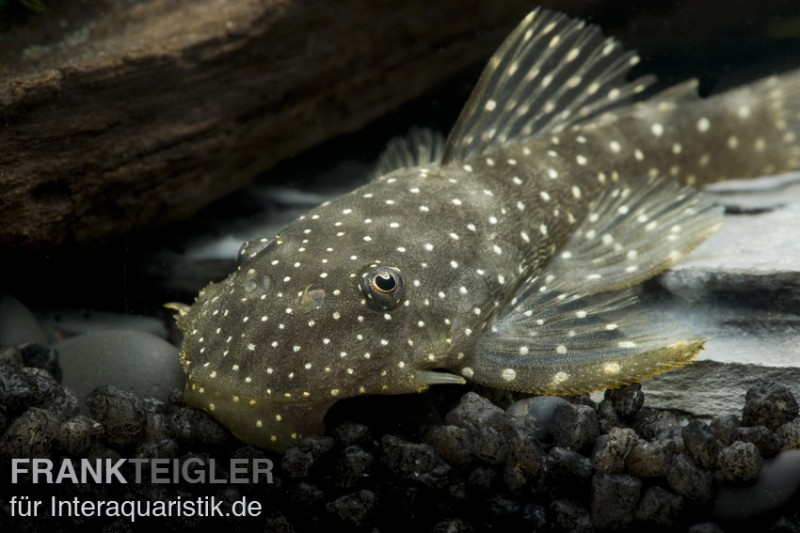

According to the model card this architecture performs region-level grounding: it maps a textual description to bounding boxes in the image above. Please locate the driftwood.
[1,0,797,248]
[0,0,537,248]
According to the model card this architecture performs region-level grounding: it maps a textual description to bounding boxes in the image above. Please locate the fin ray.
[462,175,724,394]
[372,127,443,178]
[467,286,704,394]
[442,8,654,163]
[543,176,723,295]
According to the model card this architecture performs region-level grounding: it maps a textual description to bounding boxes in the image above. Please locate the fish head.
[176,181,463,451]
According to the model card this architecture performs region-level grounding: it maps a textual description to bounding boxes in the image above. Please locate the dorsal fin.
[372,127,444,179]
[442,8,654,163]
[649,79,700,104]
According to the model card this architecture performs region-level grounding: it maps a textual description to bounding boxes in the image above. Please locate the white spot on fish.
[651,123,664,137]
[502,368,517,381]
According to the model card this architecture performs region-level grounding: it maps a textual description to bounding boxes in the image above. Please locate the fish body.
[173,9,800,451]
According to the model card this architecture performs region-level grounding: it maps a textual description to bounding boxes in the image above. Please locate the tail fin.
[713,72,800,176]
[635,71,800,188]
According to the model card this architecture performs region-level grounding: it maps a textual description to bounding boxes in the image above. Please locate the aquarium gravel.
[2,341,800,531]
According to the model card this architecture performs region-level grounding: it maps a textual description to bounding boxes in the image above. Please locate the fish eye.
[237,237,274,266]
[360,266,404,310]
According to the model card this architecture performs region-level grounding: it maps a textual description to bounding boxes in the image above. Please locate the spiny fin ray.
[463,174,724,394]
[372,127,444,179]
[467,287,704,395]
[543,175,724,295]
[442,7,654,163]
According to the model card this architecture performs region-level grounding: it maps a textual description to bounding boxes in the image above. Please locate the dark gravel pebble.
[550,499,593,533]
[420,424,473,466]
[294,435,336,458]
[506,396,570,441]
[0,364,35,415]
[23,367,79,419]
[688,522,726,533]
[325,489,377,527]
[682,419,722,469]
[545,447,594,499]
[593,426,639,474]
[482,494,522,526]
[281,436,336,478]
[604,383,645,419]
[0,407,61,458]
[733,425,783,457]
[522,503,548,530]
[667,453,715,505]
[444,478,467,505]
[590,473,641,530]
[626,437,677,478]
[431,518,473,533]
[330,445,374,490]
[550,403,599,454]
[635,485,684,527]
[285,481,326,516]
[742,381,799,431]
[631,407,684,440]
[445,391,509,433]
[0,346,24,368]
[59,414,101,455]
[282,446,316,478]
[2,339,800,533]
[262,510,297,533]
[86,385,147,449]
[710,414,740,445]
[717,441,762,483]
[164,405,232,449]
[467,465,500,495]
[135,437,180,459]
[777,419,800,450]
[331,421,374,449]
[381,434,451,489]
[504,425,545,486]
[473,426,508,465]
[596,398,623,433]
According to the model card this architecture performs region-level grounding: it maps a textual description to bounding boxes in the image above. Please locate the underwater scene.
[1,0,800,531]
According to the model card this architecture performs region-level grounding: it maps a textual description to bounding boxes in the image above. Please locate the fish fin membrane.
[649,78,700,104]
[541,175,723,295]
[467,286,704,395]
[462,175,723,394]
[372,127,444,179]
[442,7,655,163]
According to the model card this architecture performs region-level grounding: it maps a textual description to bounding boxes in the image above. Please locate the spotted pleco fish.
[170,8,800,451]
